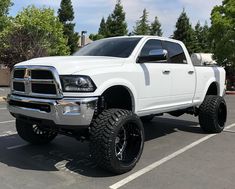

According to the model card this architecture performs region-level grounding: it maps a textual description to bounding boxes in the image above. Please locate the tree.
[194,21,211,53]
[105,15,113,37]
[58,0,74,22]
[173,9,196,54]
[150,16,163,36]
[0,6,69,69]
[89,33,104,41]
[90,0,127,39]
[133,9,150,35]
[105,0,128,37]
[98,17,107,37]
[194,21,203,52]
[210,0,235,67]
[201,23,211,52]
[58,0,79,54]
[0,0,12,32]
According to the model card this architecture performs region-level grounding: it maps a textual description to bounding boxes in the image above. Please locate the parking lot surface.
[0,95,235,189]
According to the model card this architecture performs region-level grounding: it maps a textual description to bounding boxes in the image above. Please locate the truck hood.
[16,56,125,75]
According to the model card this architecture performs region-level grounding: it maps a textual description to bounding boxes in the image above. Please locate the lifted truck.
[7,36,227,174]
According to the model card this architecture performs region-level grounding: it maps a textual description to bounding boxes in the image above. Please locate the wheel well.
[100,86,133,111]
[206,82,218,96]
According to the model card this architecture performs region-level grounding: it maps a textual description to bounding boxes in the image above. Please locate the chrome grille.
[11,66,63,98]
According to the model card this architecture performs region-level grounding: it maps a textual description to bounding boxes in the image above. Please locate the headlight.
[60,75,96,92]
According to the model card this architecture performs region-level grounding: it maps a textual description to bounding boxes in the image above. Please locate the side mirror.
[138,49,168,63]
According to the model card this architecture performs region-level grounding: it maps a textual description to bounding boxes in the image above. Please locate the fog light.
[63,105,80,114]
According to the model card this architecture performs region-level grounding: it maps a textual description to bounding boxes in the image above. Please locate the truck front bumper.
[7,94,98,126]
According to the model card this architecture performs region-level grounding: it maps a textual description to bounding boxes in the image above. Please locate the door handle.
[162,70,170,74]
[188,71,194,74]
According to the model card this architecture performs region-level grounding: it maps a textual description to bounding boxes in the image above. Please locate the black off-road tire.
[199,95,227,133]
[141,115,155,122]
[16,119,57,145]
[89,109,145,174]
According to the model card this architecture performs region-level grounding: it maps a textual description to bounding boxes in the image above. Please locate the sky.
[9,0,223,37]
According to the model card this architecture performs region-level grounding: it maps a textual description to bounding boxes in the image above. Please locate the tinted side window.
[140,39,163,57]
[163,41,187,64]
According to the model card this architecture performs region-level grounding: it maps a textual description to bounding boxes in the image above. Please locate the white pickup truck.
[7,36,227,174]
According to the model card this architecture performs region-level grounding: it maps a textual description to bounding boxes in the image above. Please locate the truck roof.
[105,35,184,45]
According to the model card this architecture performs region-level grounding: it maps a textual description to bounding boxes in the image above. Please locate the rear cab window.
[162,41,188,64]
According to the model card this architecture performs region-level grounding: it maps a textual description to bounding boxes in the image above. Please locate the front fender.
[95,78,138,113]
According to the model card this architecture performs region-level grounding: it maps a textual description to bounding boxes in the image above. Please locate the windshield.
[74,37,141,58]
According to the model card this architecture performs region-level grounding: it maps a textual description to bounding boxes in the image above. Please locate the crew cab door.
[136,39,172,113]
[162,41,196,105]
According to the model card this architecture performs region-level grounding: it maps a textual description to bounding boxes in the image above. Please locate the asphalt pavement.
[0,95,234,189]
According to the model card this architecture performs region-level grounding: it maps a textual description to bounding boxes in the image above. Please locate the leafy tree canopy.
[89,33,104,41]
[173,9,197,54]
[210,0,235,67]
[133,9,150,35]
[0,6,69,69]
[98,17,107,37]
[105,0,128,37]
[105,15,113,37]
[150,16,163,36]
[0,0,12,32]
[58,0,79,54]
[58,0,74,23]
[194,21,211,53]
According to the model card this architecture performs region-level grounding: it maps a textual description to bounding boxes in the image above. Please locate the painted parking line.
[0,131,17,137]
[224,130,235,133]
[7,144,28,150]
[0,120,15,124]
[224,123,235,130]
[109,123,235,189]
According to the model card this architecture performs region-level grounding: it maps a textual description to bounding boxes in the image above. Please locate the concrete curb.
[226,91,235,95]
[0,96,6,102]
